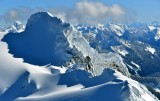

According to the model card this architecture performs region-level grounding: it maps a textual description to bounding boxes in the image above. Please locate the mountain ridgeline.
[75,23,160,76]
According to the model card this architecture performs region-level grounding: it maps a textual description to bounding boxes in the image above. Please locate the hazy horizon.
[0,0,160,27]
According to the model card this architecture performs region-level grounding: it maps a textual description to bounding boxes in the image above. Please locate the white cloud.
[69,1,125,24]
[0,1,128,26]
[109,4,125,16]
[76,1,109,18]
[6,9,19,20]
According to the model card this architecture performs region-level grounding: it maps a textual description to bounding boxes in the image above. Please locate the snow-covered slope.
[109,24,125,36]
[15,69,158,101]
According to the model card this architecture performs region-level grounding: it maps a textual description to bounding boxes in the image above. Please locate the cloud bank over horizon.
[0,1,133,26]
[65,1,126,24]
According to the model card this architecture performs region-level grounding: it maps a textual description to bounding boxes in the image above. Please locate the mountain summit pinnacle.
[2,12,130,77]
[2,12,72,66]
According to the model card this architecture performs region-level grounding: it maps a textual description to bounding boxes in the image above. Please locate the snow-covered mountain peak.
[26,12,66,28]
[3,12,74,67]
[109,23,125,36]
[148,25,156,31]
[14,21,22,26]
[6,21,25,33]
[97,24,105,30]
[2,12,130,77]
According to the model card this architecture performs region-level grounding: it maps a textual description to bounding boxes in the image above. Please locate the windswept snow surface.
[0,12,159,101]
[14,69,160,101]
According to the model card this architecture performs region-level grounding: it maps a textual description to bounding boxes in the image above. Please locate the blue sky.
[0,0,160,26]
